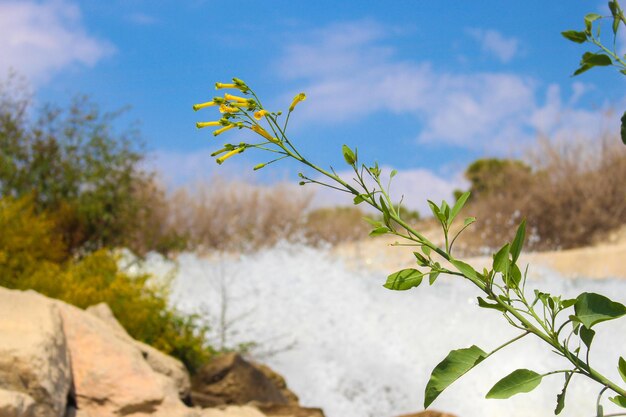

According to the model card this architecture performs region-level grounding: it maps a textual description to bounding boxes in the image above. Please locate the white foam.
[145,243,626,417]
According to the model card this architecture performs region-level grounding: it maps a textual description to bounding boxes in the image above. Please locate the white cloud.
[467,28,520,63]
[277,20,617,150]
[0,0,114,84]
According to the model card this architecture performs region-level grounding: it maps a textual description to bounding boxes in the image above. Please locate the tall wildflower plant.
[194,3,626,415]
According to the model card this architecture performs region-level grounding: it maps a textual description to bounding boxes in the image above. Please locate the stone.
[86,302,192,400]
[58,301,180,416]
[0,288,71,417]
[191,353,288,408]
[0,389,37,417]
[199,406,267,417]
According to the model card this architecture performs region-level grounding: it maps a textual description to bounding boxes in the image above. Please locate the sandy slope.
[333,231,626,279]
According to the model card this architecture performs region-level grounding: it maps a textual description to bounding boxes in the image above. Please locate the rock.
[254,364,299,405]
[57,301,180,416]
[86,302,192,401]
[394,411,458,417]
[0,288,71,417]
[0,389,37,417]
[252,403,325,417]
[191,353,290,408]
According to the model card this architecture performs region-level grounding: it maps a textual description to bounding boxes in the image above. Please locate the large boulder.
[0,288,71,417]
[86,303,192,401]
[57,301,181,416]
[252,403,324,417]
[191,353,292,408]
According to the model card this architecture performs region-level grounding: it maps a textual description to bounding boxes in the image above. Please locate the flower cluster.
[193,77,306,167]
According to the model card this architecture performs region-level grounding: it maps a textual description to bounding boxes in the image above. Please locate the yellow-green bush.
[0,196,213,373]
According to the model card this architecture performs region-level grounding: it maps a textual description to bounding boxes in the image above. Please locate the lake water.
[143,243,626,417]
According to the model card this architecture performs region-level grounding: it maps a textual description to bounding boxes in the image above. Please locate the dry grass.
[464,135,626,251]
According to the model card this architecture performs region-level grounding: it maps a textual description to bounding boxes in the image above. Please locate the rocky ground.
[0,287,453,417]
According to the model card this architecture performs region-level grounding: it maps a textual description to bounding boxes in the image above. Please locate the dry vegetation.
[464,135,626,252]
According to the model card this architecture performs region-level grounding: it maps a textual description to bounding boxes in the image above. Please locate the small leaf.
[390,169,398,179]
[573,292,626,328]
[424,345,487,407]
[422,246,431,257]
[342,144,356,165]
[369,227,389,237]
[555,372,573,415]
[582,52,613,66]
[429,270,440,285]
[448,191,470,226]
[492,243,510,274]
[428,200,446,224]
[486,369,543,399]
[464,217,476,226]
[510,220,526,264]
[561,298,576,309]
[353,194,367,205]
[379,196,391,225]
[363,217,383,228]
[561,30,588,43]
[507,264,522,289]
[610,395,626,408]
[579,326,595,349]
[451,260,480,281]
[573,63,593,76]
[477,297,506,312]
[384,268,424,291]
[413,251,429,267]
[619,357,626,383]
[584,13,602,32]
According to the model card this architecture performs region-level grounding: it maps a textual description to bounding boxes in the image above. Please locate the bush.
[0,196,213,373]
[304,206,369,245]
[0,79,182,256]
[463,136,626,251]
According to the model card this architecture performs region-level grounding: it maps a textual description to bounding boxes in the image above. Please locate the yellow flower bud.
[193,101,218,111]
[253,163,266,171]
[219,104,240,113]
[216,148,244,164]
[224,93,248,103]
[196,121,221,129]
[254,110,269,120]
[215,82,238,90]
[289,93,306,111]
[251,125,279,143]
[213,124,236,136]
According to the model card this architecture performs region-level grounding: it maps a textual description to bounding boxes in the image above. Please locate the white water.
[144,244,626,417]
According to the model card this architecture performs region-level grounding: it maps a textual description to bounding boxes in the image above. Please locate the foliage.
[460,138,626,251]
[0,79,182,256]
[0,196,213,373]
[462,158,531,199]
[304,206,369,245]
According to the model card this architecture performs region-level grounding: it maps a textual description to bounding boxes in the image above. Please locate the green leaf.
[584,13,602,32]
[390,169,397,179]
[448,191,470,226]
[353,194,367,205]
[363,217,383,228]
[477,297,506,312]
[610,395,626,408]
[555,372,573,415]
[424,345,487,407]
[342,144,356,165]
[422,246,431,257]
[379,196,391,225]
[486,369,543,399]
[619,357,626,383]
[573,292,626,328]
[429,270,440,285]
[573,63,593,76]
[464,217,476,226]
[507,264,522,289]
[451,259,480,281]
[581,52,613,66]
[579,326,595,349]
[620,110,626,145]
[369,227,389,237]
[413,251,429,266]
[510,220,526,264]
[492,243,510,274]
[384,268,424,291]
[427,200,446,224]
[561,30,588,43]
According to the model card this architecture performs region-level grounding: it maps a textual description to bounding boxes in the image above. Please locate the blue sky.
[1,0,624,211]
